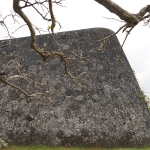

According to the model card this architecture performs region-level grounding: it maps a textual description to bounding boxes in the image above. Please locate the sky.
[0,0,150,96]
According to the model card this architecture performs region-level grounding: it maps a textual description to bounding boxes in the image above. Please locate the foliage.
[132,69,150,110]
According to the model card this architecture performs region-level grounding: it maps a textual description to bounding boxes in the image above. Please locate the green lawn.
[2,146,150,150]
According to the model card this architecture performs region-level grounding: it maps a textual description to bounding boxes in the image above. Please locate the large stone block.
[0,28,150,147]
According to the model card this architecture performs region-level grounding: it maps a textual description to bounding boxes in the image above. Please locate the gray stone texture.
[0,28,150,147]
[0,139,8,148]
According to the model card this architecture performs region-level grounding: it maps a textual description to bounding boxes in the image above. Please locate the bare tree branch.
[94,0,150,30]
[48,0,56,35]
[94,0,140,26]
[0,0,149,100]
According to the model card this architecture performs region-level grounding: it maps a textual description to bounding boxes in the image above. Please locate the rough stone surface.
[0,28,150,147]
[0,139,8,148]
[0,133,8,148]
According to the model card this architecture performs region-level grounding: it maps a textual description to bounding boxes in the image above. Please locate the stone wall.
[0,28,150,147]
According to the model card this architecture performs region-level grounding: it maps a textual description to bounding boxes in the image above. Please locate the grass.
[2,146,150,150]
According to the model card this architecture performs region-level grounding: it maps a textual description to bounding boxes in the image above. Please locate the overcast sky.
[0,0,150,95]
